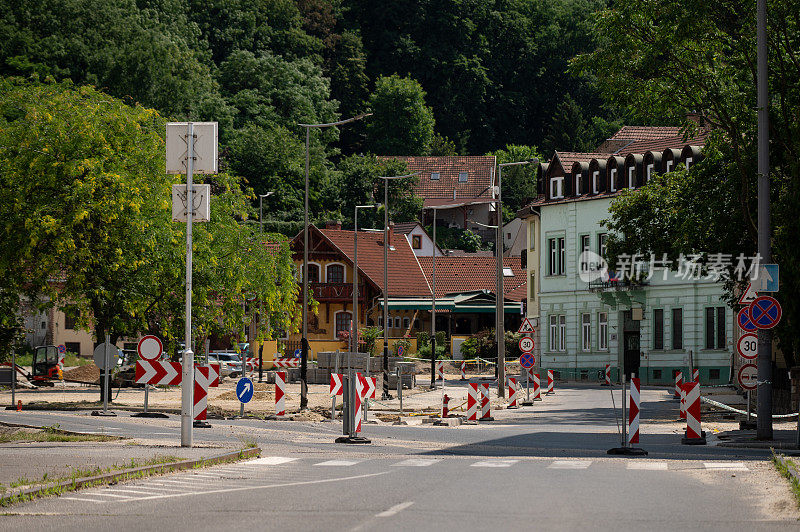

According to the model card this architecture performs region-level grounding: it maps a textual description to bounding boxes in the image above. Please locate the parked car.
[210,352,243,378]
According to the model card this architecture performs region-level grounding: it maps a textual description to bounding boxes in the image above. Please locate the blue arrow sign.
[293,348,301,358]
[236,377,254,404]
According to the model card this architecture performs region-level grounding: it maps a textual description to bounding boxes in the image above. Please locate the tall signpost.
[167,122,218,448]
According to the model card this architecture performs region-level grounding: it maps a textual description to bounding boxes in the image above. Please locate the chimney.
[325,220,342,231]
[388,222,395,248]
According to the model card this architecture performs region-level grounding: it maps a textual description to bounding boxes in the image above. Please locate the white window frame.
[549,238,557,276]
[665,160,673,173]
[558,237,565,275]
[403,317,410,329]
[575,173,581,196]
[394,316,402,329]
[579,235,590,272]
[598,233,608,259]
[333,310,353,338]
[598,312,608,350]
[628,166,635,188]
[592,171,599,194]
[581,313,591,351]
[646,163,654,182]
[558,315,566,351]
[325,262,347,283]
[550,176,564,199]
[610,169,617,192]
[549,315,558,351]
[685,157,692,171]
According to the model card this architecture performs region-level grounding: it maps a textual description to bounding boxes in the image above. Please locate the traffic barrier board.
[519,337,534,353]
[330,373,343,396]
[273,357,300,368]
[749,296,781,329]
[519,352,536,369]
[737,307,757,332]
[737,333,758,360]
[135,360,182,385]
[738,363,758,390]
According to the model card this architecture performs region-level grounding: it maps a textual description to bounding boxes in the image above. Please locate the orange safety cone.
[16,400,21,411]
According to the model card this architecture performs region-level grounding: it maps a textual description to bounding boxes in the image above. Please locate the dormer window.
[685,157,692,171]
[628,167,635,189]
[592,171,599,194]
[646,164,654,182]
[550,176,564,199]
[610,169,617,192]
[665,160,673,173]
[430,172,440,180]
[575,174,581,196]
[458,172,468,183]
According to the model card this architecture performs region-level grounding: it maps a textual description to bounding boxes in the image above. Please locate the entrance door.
[622,311,641,379]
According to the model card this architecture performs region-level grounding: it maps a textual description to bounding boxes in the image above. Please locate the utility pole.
[756,0,772,440]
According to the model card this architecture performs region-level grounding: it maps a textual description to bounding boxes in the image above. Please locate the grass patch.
[772,453,800,507]
[235,434,258,449]
[10,353,90,367]
[0,424,119,444]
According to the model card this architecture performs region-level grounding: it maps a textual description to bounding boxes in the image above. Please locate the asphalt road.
[1,385,797,530]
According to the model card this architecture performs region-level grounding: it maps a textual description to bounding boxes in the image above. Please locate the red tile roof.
[616,132,709,156]
[555,152,611,168]
[292,226,432,298]
[379,156,496,201]
[417,255,527,301]
[609,126,683,141]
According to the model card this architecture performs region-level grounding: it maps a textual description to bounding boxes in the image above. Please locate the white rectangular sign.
[166,122,218,174]
[172,184,211,222]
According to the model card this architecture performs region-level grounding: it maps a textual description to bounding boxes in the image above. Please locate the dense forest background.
[0,0,621,229]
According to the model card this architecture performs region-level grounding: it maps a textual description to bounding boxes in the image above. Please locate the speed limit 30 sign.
[737,333,758,360]
[519,337,535,353]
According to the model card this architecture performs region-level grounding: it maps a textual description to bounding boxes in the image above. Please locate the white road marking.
[82,492,131,499]
[392,459,440,467]
[376,501,414,517]
[247,456,299,466]
[627,462,669,470]
[314,460,360,467]
[100,488,160,495]
[704,462,749,471]
[548,460,592,469]
[470,459,519,468]
[59,496,111,503]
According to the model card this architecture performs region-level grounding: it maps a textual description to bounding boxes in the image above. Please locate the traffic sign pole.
[103,335,110,414]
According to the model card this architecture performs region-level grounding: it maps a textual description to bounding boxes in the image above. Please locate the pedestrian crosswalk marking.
[704,462,748,471]
[392,459,440,467]
[627,462,668,470]
[314,460,360,467]
[470,459,519,468]
[548,460,592,469]
[248,456,299,466]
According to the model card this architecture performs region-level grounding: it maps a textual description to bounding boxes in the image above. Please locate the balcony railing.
[306,282,367,301]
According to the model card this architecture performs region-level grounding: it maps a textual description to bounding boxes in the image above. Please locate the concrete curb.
[774,454,800,484]
[0,446,261,506]
[717,440,799,450]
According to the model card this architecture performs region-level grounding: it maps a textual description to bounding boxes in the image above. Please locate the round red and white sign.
[137,335,163,361]
[519,337,535,353]
[737,333,758,360]
[738,363,758,391]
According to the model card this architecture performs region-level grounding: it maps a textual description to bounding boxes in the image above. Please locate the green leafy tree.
[365,75,435,155]
[489,144,543,222]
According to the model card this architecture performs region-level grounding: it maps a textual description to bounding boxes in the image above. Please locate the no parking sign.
[749,296,781,330]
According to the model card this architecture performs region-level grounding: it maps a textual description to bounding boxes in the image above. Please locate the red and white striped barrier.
[354,373,364,433]
[330,373,343,396]
[479,383,492,420]
[682,381,705,444]
[135,360,182,386]
[436,360,444,381]
[674,371,683,398]
[507,376,519,408]
[604,364,611,385]
[275,371,286,417]
[360,374,377,400]
[273,357,300,368]
[193,366,210,422]
[460,361,466,380]
[692,368,699,382]
[628,377,641,444]
[546,370,554,394]
[442,394,449,418]
[466,382,479,421]
[532,373,541,400]
[679,383,687,420]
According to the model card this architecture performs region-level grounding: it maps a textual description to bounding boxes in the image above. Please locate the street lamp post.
[354,205,378,357]
[495,160,536,397]
[259,192,274,234]
[298,113,370,410]
[377,172,420,399]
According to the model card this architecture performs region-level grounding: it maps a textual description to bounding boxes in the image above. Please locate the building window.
[646,164,654,182]
[411,235,422,249]
[653,369,662,380]
[529,222,535,250]
[326,264,344,283]
[575,173,582,196]
[592,171,599,194]
[64,315,77,330]
[529,270,536,297]
[394,316,402,329]
[598,312,608,350]
[307,263,320,283]
[403,317,410,330]
[550,176,564,199]
[598,233,608,259]
[558,237,565,275]
[672,308,683,350]
[709,368,721,380]
[430,172,440,180]
[458,172,468,183]
[335,312,352,336]
[705,307,726,349]
[653,309,664,350]
[628,166,635,188]
[559,315,566,351]
[581,313,591,351]
[549,315,558,351]
[65,341,80,354]
[414,319,420,329]
[610,169,617,192]
[548,237,565,276]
